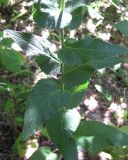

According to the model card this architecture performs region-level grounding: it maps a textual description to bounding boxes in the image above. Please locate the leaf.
[74,121,128,154]
[33,2,72,29]
[34,0,59,8]
[90,57,124,69]
[64,108,81,132]
[6,30,60,74]
[24,78,84,139]
[69,7,83,30]
[13,133,25,158]
[35,55,60,75]
[0,38,13,48]
[61,63,95,88]
[0,49,25,72]
[114,20,128,36]
[30,146,58,160]
[0,0,8,5]
[6,30,60,63]
[66,0,90,12]
[112,0,122,5]
[63,57,123,88]
[46,111,78,160]
[65,37,128,61]
[58,37,128,88]
[33,0,90,29]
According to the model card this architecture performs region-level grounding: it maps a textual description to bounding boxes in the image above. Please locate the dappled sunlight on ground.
[98,151,112,160]
[84,95,99,112]
[81,92,128,127]
[25,139,39,160]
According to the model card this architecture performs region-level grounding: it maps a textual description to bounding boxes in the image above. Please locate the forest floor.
[0,0,128,160]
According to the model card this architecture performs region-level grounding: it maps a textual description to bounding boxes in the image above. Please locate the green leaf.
[6,30,60,63]
[112,0,122,5]
[0,0,8,5]
[0,49,25,72]
[66,0,90,12]
[35,55,60,75]
[5,98,14,112]
[30,146,58,160]
[46,111,78,160]
[62,57,123,88]
[33,2,72,29]
[74,121,128,154]
[114,20,128,36]
[24,78,84,139]
[59,37,128,88]
[0,38,13,48]
[61,63,95,88]
[33,0,90,29]
[65,37,128,61]
[69,7,83,30]
[13,133,25,158]
[58,48,89,66]
[64,109,81,132]
[6,30,60,74]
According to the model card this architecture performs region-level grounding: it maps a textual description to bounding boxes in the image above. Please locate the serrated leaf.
[24,78,84,139]
[30,146,58,160]
[62,57,123,88]
[46,111,78,160]
[59,37,128,88]
[74,121,128,154]
[0,49,25,72]
[114,20,128,36]
[65,37,128,61]
[6,30,60,74]
[6,30,60,63]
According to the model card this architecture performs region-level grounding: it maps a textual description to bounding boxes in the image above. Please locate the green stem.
[60,29,65,91]
[59,0,65,91]
[62,63,65,91]
[60,29,64,48]
[60,0,65,12]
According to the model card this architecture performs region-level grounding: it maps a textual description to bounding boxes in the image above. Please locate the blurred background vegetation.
[0,0,128,159]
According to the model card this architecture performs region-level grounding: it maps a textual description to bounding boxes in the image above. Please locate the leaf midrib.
[37,88,61,121]
[65,46,126,53]
[64,57,114,74]
[7,30,60,63]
